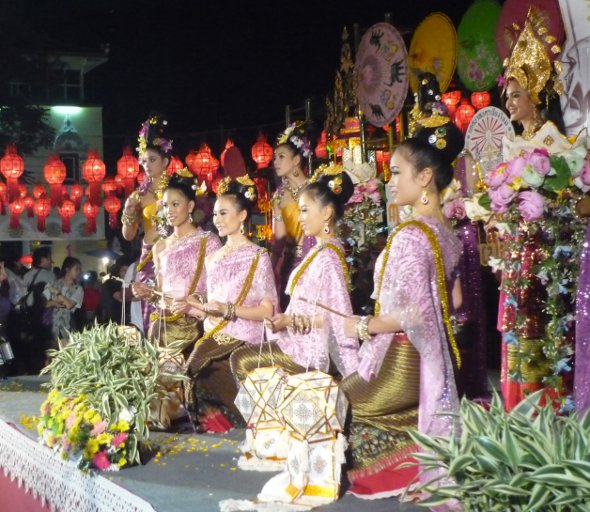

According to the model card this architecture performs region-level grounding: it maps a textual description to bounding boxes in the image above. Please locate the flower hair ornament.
[174,167,207,196]
[276,121,312,158]
[137,114,173,156]
[501,6,564,105]
[311,163,346,194]
[217,175,257,202]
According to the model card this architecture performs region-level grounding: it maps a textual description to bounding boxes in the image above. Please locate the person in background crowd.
[100,256,135,325]
[45,257,84,349]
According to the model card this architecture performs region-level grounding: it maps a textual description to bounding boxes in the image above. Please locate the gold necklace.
[284,179,308,201]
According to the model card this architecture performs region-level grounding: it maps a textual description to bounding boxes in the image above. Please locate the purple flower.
[505,156,527,182]
[486,162,509,189]
[489,183,518,213]
[496,74,508,88]
[442,198,466,220]
[527,148,551,176]
[574,160,590,193]
[517,190,545,221]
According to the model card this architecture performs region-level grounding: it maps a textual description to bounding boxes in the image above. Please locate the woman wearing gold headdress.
[138,170,221,430]
[271,122,316,310]
[125,114,172,333]
[494,8,587,410]
[172,176,278,432]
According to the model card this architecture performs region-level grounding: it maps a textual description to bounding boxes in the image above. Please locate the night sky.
[14,0,481,167]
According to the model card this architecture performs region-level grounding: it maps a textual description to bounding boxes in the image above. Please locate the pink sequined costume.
[231,238,360,381]
[341,217,462,499]
[148,229,222,430]
[186,243,278,429]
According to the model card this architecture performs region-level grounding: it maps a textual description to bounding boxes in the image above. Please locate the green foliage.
[41,323,164,453]
[409,390,590,511]
[0,104,55,154]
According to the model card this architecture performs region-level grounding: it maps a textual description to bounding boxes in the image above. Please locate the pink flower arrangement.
[517,190,545,221]
[93,450,111,471]
[442,197,466,221]
[489,184,518,213]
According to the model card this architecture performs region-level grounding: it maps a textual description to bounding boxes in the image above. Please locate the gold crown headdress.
[172,167,207,196]
[310,163,346,194]
[501,7,564,105]
[216,175,257,202]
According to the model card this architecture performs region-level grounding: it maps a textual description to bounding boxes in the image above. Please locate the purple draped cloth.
[575,224,590,415]
[136,241,155,333]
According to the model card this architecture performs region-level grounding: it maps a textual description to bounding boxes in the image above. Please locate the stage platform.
[0,377,424,512]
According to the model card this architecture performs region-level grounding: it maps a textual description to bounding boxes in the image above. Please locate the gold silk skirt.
[341,333,421,483]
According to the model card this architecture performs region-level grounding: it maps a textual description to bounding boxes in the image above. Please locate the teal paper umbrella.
[457,0,503,91]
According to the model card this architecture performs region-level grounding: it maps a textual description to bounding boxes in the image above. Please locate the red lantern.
[167,156,184,177]
[43,155,66,207]
[1,145,24,202]
[441,90,462,117]
[137,170,146,184]
[83,201,99,234]
[102,176,118,196]
[34,197,51,231]
[33,184,47,199]
[58,199,76,233]
[220,138,234,167]
[251,133,273,169]
[70,184,83,210]
[117,146,140,196]
[18,183,27,199]
[104,194,121,229]
[24,195,34,217]
[8,198,24,230]
[82,149,106,206]
[471,91,491,110]
[0,182,6,215]
[454,99,476,133]
[187,144,219,185]
[315,131,328,159]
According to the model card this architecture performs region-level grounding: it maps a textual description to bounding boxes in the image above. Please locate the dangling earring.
[323,222,330,234]
[188,211,193,224]
[240,222,245,235]
[292,169,300,178]
[421,190,429,205]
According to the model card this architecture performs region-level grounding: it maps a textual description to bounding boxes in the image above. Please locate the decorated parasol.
[457,0,503,91]
[495,0,564,61]
[465,106,515,177]
[354,22,408,127]
[408,12,457,94]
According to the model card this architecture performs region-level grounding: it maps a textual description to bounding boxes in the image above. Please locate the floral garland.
[341,177,386,285]
[472,145,589,392]
[38,389,131,472]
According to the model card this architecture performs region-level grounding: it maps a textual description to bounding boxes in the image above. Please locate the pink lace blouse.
[277,238,360,376]
[204,243,278,344]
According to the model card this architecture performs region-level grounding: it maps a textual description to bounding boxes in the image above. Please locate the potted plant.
[409,390,590,511]
[37,323,182,471]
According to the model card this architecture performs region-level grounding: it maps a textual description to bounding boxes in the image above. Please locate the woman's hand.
[344,316,359,338]
[124,193,140,213]
[131,282,152,299]
[203,300,226,317]
[266,314,290,333]
[170,299,190,315]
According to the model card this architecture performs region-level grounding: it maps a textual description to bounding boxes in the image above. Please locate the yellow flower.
[97,433,113,445]
[116,420,130,432]
[86,438,99,457]
[91,413,102,425]
[117,458,127,468]
[83,410,96,422]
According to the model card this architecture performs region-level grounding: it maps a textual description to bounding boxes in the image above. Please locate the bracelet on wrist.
[356,315,373,343]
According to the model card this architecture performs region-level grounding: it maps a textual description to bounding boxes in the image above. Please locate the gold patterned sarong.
[342,333,420,480]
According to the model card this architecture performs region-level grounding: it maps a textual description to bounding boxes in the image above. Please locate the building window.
[59,152,80,183]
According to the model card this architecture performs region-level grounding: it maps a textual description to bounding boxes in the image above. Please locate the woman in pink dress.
[175,176,278,432]
[341,130,464,499]
[135,170,222,429]
[230,167,359,381]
